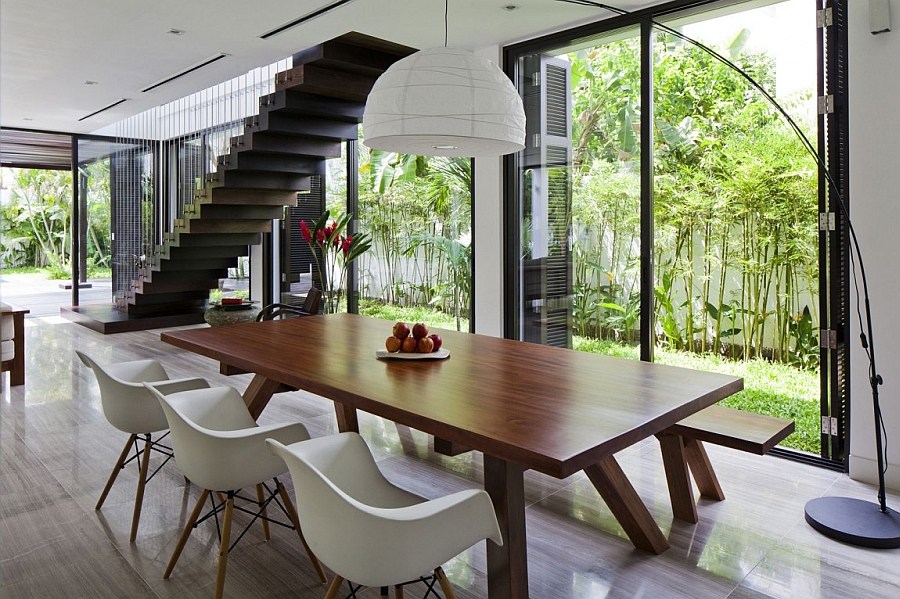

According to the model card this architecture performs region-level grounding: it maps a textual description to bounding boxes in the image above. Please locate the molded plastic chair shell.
[144,383,326,598]
[76,350,209,434]
[145,384,310,492]
[266,432,503,589]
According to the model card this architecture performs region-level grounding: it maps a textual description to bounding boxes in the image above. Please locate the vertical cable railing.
[112,58,291,300]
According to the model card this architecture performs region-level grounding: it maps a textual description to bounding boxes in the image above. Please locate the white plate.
[375,348,450,360]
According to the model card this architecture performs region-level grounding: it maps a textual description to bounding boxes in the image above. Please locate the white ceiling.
[0,0,651,135]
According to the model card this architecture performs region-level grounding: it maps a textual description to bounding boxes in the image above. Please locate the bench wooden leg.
[683,438,725,501]
[656,433,698,523]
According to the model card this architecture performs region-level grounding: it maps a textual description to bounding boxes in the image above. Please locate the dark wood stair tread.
[194,188,298,206]
[274,63,378,102]
[122,31,410,321]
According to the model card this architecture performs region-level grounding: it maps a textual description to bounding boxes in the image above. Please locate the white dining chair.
[76,350,210,542]
[143,383,327,599]
[266,432,503,599]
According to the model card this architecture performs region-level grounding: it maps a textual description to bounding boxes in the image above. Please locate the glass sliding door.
[652,1,821,455]
[75,137,115,305]
[511,28,642,356]
[505,0,844,463]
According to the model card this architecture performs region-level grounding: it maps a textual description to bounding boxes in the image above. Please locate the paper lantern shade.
[362,47,526,157]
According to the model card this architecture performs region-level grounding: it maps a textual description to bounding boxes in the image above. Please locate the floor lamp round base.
[805,496,900,549]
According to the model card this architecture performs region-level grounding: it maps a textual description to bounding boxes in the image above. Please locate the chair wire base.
[193,479,295,552]
[342,572,446,599]
[124,431,174,484]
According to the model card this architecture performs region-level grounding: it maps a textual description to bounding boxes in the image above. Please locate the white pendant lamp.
[362,43,526,157]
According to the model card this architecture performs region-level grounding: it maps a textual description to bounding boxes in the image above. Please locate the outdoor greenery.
[354,145,473,331]
[358,298,468,332]
[569,33,819,368]
[1,163,111,278]
[565,31,820,452]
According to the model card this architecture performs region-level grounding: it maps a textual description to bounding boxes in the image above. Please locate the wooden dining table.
[161,313,743,599]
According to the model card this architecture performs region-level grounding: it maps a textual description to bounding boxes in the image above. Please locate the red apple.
[385,336,402,353]
[392,321,410,340]
[412,322,429,340]
[418,336,434,353]
[428,333,442,352]
[401,337,418,353]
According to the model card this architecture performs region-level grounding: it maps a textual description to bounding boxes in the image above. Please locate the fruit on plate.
[418,336,434,353]
[392,321,411,340]
[428,333,442,352]
[385,336,402,353]
[401,336,418,353]
[412,322,429,340]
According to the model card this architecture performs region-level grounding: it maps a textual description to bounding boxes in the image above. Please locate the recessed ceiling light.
[22,117,33,121]
[167,28,185,35]
[502,4,519,11]
[84,80,98,85]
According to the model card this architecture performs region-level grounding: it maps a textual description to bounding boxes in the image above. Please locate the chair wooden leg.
[435,567,458,599]
[394,584,404,598]
[255,484,271,541]
[323,575,345,599]
[276,480,327,583]
[96,434,137,510]
[214,493,235,599]
[129,434,153,542]
[165,489,210,579]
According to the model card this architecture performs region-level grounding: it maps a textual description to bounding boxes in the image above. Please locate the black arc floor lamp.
[557,0,900,548]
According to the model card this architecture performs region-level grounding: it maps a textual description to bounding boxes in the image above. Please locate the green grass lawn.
[356,300,818,454]
[1,265,111,279]
[359,299,469,332]
[574,337,820,454]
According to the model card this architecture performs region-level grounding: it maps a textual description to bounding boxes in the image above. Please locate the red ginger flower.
[342,235,353,256]
[300,221,311,243]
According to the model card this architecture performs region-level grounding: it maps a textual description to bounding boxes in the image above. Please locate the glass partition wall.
[505,0,846,464]
[513,29,642,351]
[353,137,475,332]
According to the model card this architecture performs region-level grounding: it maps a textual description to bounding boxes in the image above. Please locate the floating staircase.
[114,32,415,321]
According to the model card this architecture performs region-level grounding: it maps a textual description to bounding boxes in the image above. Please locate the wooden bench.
[657,405,795,523]
[433,404,793,525]
[1,304,29,387]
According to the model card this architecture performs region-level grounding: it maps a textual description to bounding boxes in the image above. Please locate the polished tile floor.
[1,317,898,598]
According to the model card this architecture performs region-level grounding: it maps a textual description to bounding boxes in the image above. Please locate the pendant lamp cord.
[444,0,449,47]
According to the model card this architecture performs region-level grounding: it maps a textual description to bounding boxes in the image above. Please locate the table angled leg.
[334,403,359,433]
[483,455,528,599]
[584,456,670,554]
[656,433,698,523]
[683,438,725,501]
[243,375,284,420]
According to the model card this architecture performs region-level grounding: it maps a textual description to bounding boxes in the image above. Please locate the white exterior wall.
[848,0,900,490]
[472,45,506,338]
